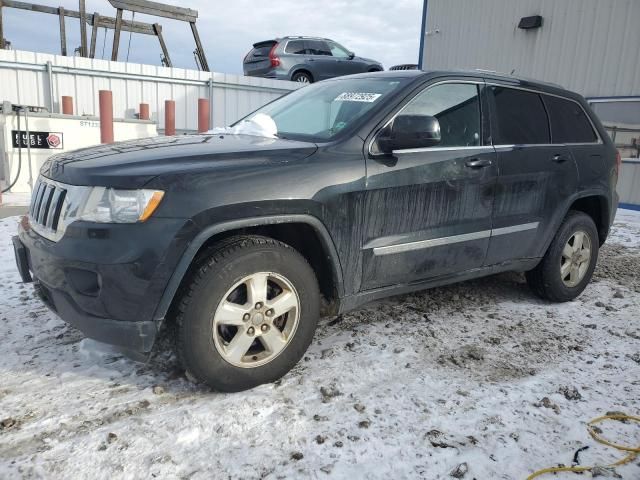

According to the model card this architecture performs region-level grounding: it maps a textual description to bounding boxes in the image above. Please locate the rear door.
[243,41,276,76]
[305,40,339,80]
[484,84,577,264]
[362,80,497,290]
[543,95,605,194]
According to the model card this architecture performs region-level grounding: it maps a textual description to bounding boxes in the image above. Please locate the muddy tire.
[526,211,599,302]
[176,235,320,392]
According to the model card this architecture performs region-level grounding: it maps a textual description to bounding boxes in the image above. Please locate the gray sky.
[2,0,423,73]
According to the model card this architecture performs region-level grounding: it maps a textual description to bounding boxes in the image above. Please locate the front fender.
[152,214,344,324]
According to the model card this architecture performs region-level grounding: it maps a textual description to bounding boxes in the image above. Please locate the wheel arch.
[567,193,611,246]
[153,215,344,325]
[291,68,314,82]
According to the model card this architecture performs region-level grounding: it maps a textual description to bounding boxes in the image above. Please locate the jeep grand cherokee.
[13,71,619,392]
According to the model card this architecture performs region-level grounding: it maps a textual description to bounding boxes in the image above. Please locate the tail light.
[615,150,621,178]
[269,43,280,67]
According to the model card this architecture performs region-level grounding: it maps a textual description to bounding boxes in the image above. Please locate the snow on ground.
[1,211,639,479]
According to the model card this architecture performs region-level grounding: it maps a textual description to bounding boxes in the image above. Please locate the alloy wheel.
[560,230,592,287]
[212,272,300,368]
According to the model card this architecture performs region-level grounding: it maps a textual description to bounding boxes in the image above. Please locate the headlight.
[78,187,165,223]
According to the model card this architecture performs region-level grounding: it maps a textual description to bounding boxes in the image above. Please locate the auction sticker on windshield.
[334,92,382,102]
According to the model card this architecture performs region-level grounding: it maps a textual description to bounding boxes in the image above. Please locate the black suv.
[13,71,619,392]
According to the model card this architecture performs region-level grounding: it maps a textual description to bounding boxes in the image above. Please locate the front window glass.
[402,83,481,147]
[235,78,408,141]
[590,100,640,159]
[329,42,351,58]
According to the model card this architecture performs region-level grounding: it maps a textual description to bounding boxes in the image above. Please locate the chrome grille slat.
[29,181,43,217]
[33,184,48,221]
[38,185,55,225]
[46,189,62,229]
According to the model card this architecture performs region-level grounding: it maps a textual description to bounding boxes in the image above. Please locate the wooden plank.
[91,15,155,35]
[111,8,123,61]
[2,1,156,35]
[153,23,172,67]
[108,0,197,23]
[190,22,209,72]
[79,0,88,57]
[89,12,99,58]
[58,6,67,56]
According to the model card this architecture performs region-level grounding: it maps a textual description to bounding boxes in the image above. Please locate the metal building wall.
[0,49,298,132]
[421,0,640,97]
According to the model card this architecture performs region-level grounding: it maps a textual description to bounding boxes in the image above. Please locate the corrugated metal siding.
[421,0,640,97]
[0,50,298,132]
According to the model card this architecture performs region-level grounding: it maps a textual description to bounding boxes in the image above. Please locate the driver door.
[361,80,497,290]
[328,41,364,75]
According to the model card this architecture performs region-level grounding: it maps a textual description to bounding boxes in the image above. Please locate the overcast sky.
[2,0,423,73]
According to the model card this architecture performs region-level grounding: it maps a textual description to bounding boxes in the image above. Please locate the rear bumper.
[243,69,289,81]
[14,215,191,355]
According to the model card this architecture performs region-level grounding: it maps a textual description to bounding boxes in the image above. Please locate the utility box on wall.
[0,103,157,193]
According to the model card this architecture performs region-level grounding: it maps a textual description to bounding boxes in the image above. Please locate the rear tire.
[176,235,320,392]
[292,71,313,83]
[526,211,599,302]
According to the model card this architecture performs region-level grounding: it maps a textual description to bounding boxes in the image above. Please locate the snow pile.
[0,211,639,479]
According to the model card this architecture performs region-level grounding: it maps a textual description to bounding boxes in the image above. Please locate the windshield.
[234,77,408,141]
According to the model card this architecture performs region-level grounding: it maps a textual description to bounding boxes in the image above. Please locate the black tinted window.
[306,40,331,56]
[403,83,481,147]
[544,96,597,143]
[491,87,550,144]
[285,40,306,55]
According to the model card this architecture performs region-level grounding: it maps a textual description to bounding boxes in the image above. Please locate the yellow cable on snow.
[526,413,640,480]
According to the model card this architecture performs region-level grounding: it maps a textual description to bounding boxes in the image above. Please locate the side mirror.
[376,115,441,154]
[348,52,355,60]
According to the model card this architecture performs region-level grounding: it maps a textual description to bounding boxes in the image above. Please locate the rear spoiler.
[252,40,277,48]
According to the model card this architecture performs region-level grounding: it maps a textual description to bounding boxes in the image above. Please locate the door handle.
[552,154,568,163]
[465,158,492,168]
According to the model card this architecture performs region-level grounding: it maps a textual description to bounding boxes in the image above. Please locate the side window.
[490,86,550,145]
[402,83,481,147]
[285,40,306,55]
[328,42,350,58]
[306,40,332,56]
[544,95,598,144]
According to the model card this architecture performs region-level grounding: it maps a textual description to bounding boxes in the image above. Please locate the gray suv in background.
[243,36,383,83]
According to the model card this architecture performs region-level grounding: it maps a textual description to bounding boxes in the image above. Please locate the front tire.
[176,235,320,392]
[526,211,599,302]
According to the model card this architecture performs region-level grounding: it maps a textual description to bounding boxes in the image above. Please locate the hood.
[40,134,317,188]
[358,56,382,67]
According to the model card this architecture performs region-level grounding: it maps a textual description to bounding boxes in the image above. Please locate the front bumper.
[14,215,191,355]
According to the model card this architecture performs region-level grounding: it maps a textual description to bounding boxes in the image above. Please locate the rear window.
[285,40,306,55]
[248,42,275,58]
[544,96,598,144]
[490,86,550,145]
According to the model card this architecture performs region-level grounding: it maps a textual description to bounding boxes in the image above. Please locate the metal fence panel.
[0,49,299,131]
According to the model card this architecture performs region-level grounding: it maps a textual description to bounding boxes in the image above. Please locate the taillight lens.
[269,43,280,67]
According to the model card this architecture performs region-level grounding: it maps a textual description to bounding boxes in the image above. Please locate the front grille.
[29,178,67,234]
